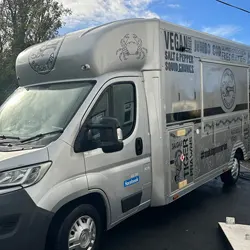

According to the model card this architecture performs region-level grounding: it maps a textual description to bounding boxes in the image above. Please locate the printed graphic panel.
[161,30,201,117]
[160,26,250,119]
[169,126,194,193]
[203,63,248,114]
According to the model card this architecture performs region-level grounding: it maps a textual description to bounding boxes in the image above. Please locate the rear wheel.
[221,157,240,186]
[55,204,102,250]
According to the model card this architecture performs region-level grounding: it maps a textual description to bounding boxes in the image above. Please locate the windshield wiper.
[0,135,21,140]
[20,129,64,143]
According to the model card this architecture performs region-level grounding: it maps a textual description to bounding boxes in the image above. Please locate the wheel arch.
[230,141,247,162]
[45,189,111,250]
[235,147,244,161]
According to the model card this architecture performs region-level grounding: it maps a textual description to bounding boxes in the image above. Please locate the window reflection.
[0,82,94,138]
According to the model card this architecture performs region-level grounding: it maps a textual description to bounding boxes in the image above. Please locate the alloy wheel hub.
[68,215,96,250]
[80,229,91,248]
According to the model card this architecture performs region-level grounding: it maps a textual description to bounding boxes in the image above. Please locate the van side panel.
[159,25,203,199]
[159,21,250,203]
[201,61,249,175]
[143,71,167,206]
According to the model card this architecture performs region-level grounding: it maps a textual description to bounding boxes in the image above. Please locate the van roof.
[16,18,250,87]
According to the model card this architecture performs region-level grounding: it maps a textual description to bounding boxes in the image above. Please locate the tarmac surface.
[102,163,250,250]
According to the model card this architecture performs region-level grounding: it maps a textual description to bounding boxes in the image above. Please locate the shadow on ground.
[101,177,250,250]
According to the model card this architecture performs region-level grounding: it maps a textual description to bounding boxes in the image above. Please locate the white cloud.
[161,14,193,28]
[167,4,180,8]
[202,25,241,38]
[178,20,192,27]
[58,0,159,28]
[231,38,244,44]
[162,15,171,21]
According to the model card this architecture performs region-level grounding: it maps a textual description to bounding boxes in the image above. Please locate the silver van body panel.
[0,147,49,172]
[159,20,249,202]
[25,139,88,209]
[82,76,152,224]
[143,71,167,206]
[16,19,160,86]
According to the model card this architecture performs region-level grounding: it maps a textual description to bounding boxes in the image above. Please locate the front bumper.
[0,188,53,250]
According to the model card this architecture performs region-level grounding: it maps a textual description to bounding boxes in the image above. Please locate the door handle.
[135,137,143,156]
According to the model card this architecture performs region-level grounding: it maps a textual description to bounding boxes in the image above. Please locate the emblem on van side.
[220,68,236,111]
[116,34,148,61]
[29,37,64,75]
[124,176,140,187]
[174,149,183,182]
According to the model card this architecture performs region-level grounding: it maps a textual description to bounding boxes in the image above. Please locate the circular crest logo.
[220,68,236,111]
[28,37,64,75]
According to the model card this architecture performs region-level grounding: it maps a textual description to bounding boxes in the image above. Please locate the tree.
[0,0,71,104]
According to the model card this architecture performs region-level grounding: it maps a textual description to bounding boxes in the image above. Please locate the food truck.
[0,18,249,250]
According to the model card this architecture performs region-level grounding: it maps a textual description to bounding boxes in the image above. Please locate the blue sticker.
[124,176,140,187]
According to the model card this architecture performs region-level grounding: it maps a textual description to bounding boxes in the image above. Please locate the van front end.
[0,81,95,250]
[0,152,53,250]
[0,18,161,250]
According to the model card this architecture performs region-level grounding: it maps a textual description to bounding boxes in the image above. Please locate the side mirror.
[87,117,124,153]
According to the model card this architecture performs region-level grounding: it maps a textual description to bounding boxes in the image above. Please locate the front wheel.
[220,157,240,186]
[55,204,102,250]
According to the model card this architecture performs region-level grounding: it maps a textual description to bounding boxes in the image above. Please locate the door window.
[85,82,136,151]
[113,83,135,138]
[89,90,110,141]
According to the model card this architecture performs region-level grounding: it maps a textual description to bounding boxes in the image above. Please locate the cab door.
[83,76,151,225]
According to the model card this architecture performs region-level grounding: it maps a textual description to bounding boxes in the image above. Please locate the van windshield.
[0,81,94,139]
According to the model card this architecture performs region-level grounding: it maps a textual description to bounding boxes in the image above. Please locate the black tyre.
[55,204,103,250]
[221,157,240,186]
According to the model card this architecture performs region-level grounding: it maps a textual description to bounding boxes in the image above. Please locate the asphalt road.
[101,165,250,250]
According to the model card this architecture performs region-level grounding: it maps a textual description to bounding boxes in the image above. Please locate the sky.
[58,0,250,45]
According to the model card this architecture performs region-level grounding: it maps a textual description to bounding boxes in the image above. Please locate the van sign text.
[124,176,140,187]
[164,30,194,74]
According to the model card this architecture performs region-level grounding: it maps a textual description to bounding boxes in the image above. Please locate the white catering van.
[0,18,249,250]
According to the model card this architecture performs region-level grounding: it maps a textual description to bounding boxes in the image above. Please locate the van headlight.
[0,162,51,188]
